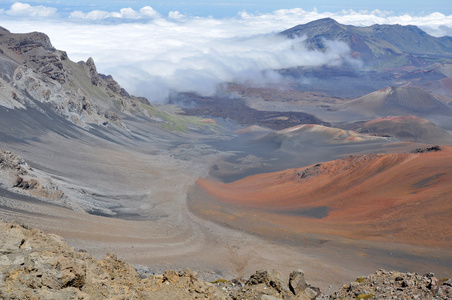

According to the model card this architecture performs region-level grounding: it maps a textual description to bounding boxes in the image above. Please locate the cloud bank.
[1,3,452,102]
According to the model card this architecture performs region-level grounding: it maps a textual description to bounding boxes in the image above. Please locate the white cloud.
[69,6,160,21]
[140,6,161,18]
[425,25,452,38]
[2,5,452,102]
[69,10,109,20]
[237,8,452,37]
[168,11,184,19]
[6,2,57,18]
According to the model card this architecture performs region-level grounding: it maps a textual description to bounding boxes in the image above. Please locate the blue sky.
[1,0,452,17]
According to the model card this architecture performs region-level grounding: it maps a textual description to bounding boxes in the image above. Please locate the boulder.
[289,270,308,295]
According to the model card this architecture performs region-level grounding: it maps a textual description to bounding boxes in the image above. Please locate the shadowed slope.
[194,146,452,248]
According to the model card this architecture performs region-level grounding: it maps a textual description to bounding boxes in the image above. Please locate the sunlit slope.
[196,146,452,247]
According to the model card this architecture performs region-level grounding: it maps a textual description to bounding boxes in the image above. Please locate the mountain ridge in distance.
[282,18,452,68]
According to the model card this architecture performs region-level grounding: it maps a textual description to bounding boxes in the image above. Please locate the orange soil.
[196,146,452,248]
[201,118,217,124]
[363,115,425,126]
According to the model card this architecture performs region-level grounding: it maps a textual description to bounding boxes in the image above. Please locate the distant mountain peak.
[307,17,339,24]
[281,19,452,68]
[283,17,344,37]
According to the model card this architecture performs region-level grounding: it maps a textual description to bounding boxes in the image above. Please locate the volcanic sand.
[194,146,452,247]
[1,123,452,292]
[189,146,452,282]
[0,129,388,292]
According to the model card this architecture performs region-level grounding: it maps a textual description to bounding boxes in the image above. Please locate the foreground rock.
[320,269,452,299]
[0,221,319,299]
[0,221,450,299]
[230,269,319,299]
[0,221,228,299]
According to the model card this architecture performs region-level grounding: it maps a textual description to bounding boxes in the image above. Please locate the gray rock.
[443,279,452,287]
[324,269,451,300]
[86,57,99,86]
[261,295,284,300]
[289,269,308,295]
[0,225,26,254]
[304,287,318,299]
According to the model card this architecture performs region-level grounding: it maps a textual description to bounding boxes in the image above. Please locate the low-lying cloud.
[1,3,452,102]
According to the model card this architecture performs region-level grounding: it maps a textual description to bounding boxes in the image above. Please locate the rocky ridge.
[0,26,149,129]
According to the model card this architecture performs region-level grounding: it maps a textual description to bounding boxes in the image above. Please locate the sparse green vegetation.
[142,104,220,133]
[210,278,229,284]
[356,293,375,299]
[355,277,365,283]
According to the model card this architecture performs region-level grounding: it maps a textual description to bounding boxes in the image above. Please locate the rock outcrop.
[0,221,228,299]
[228,269,319,299]
[0,27,150,129]
[319,269,452,299]
[0,149,65,203]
